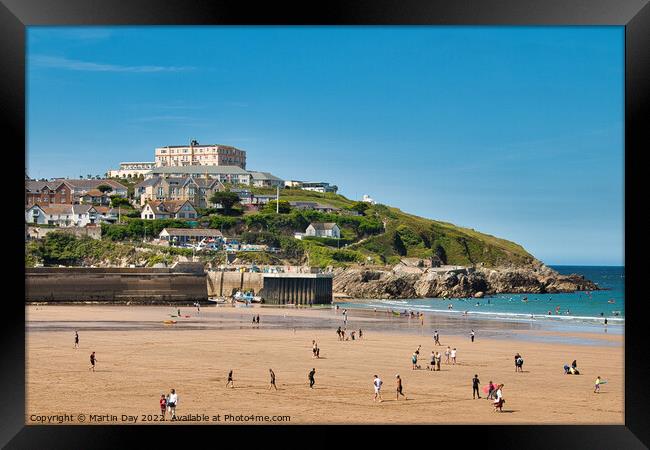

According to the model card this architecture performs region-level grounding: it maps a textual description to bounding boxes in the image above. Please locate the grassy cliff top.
[250,187,536,268]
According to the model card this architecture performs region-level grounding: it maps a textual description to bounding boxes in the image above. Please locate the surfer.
[470,329,475,342]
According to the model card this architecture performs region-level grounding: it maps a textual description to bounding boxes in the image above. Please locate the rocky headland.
[332,261,600,299]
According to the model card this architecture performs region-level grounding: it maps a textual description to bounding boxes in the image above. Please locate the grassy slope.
[250,187,536,267]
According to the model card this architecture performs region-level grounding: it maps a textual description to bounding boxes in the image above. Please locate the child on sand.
[373,375,383,402]
[487,381,495,400]
[160,394,167,419]
[396,374,407,400]
[594,376,603,393]
[226,369,234,388]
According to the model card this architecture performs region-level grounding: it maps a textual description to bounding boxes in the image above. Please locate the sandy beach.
[26,305,623,424]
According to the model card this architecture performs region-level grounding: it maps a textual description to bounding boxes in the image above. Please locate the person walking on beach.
[256,314,260,325]
[177,308,181,317]
[412,351,419,370]
[493,384,504,412]
[594,376,603,393]
[472,374,481,399]
[74,331,79,349]
[373,375,383,402]
[470,330,475,343]
[269,369,278,390]
[429,350,436,370]
[308,368,316,389]
[336,327,342,340]
[359,329,363,340]
[341,329,346,341]
[253,316,257,326]
[451,348,457,365]
[226,369,234,388]
[351,331,356,341]
[435,352,441,371]
[433,331,441,346]
[445,347,451,364]
[89,351,97,372]
[396,374,407,400]
[160,394,167,419]
[312,340,318,358]
[167,389,178,419]
[486,380,496,400]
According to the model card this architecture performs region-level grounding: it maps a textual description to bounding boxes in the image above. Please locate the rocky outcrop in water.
[332,263,600,299]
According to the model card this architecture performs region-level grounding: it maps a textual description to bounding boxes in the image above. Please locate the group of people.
[251,315,260,326]
[312,340,321,358]
[372,374,408,402]
[336,326,362,341]
[413,345,457,370]
[159,389,178,420]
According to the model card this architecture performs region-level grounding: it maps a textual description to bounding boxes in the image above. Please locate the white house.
[25,204,101,227]
[141,200,197,220]
[362,194,377,205]
[305,222,341,239]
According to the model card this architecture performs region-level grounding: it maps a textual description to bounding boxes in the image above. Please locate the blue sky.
[26,26,624,266]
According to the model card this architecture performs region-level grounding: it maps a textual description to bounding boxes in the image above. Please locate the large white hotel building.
[154,140,246,169]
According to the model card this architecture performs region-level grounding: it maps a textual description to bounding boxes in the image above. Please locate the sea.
[337,266,625,331]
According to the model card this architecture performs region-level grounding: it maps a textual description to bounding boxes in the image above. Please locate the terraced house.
[25,204,118,227]
[141,200,198,220]
[44,178,128,203]
[134,176,225,208]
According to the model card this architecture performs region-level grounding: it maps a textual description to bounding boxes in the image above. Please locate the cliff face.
[332,264,599,299]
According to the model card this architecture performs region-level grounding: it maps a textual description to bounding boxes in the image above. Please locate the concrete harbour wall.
[25,266,207,303]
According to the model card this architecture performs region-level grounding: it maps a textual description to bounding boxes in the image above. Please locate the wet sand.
[26,305,623,424]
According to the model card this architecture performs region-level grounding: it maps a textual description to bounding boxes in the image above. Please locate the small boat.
[233,291,263,303]
[608,299,616,304]
[208,297,229,304]
[163,320,177,324]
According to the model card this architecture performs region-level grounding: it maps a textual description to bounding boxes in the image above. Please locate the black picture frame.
[2,0,647,447]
